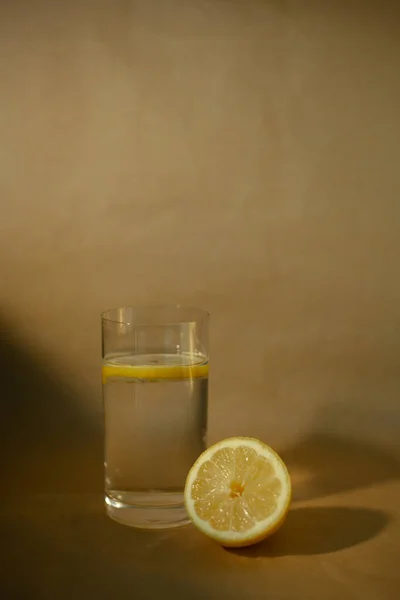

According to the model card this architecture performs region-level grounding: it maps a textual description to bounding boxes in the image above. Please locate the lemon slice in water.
[102,355,208,383]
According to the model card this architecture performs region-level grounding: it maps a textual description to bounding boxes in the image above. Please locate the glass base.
[105,493,191,529]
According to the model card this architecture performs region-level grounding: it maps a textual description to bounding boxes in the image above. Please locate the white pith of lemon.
[184,437,291,547]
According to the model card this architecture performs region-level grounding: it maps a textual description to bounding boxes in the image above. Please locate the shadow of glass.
[2,524,198,600]
[281,434,400,502]
[227,506,390,558]
[0,495,206,600]
[0,314,102,493]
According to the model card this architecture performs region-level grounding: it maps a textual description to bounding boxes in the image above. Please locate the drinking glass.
[101,305,209,528]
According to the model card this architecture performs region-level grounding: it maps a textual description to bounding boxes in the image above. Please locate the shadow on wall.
[282,431,400,503]
[0,312,103,494]
[259,334,400,502]
[280,398,400,502]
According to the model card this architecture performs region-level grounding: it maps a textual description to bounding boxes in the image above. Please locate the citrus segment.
[184,437,291,547]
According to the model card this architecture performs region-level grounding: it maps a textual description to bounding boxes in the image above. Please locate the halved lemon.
[184,437,291,547]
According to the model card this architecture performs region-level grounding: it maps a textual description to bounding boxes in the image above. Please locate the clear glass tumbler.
[101,305,209,529]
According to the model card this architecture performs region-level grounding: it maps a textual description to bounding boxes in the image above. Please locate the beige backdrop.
[1,0,399,489]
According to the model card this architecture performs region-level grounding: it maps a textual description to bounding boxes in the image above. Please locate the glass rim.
[101,304,210,326]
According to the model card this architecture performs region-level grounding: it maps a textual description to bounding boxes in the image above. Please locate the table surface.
[2,318,400,599]
[2,459,399,600]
